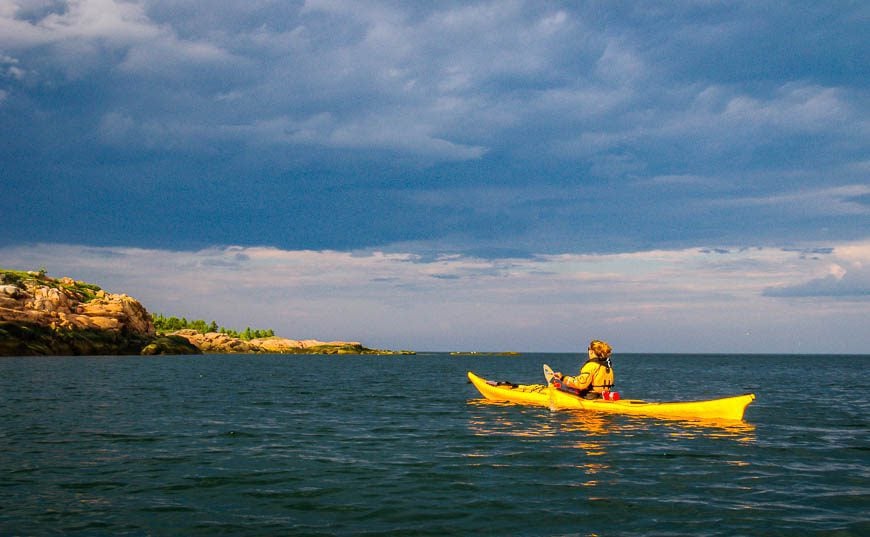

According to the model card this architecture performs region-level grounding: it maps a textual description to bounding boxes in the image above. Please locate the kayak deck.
[468,371,755,421]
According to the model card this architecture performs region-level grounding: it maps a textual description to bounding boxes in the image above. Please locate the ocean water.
[1,353,868,536]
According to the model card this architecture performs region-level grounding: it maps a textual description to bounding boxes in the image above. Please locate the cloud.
[596,39,646,84]
[6,2,865,166]
[2,1,596,160]
[322,112,487,160]
[719,84,854,133]
[711,184,870,217]
[1,1,868,257]
[763,244,870,298]
[0,0,156,49]
[0,0,235,81]
[0,54,25,79]
[2,241,869,352]
[763,271,870,298]
[117,34,236,75]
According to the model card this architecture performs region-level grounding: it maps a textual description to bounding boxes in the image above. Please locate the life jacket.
[576,358,614,394]
[591,359,615,392]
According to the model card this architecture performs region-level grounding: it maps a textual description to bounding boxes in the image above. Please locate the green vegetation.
[0,267,53,288]
[1,267,103,303]
[151,313,275,340]
[2,266,412,356]
[0,268,33,285]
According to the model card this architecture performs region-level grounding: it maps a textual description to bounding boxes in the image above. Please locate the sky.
[1,1,868,353]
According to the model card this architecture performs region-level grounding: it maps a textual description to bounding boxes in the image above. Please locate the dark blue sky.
[1,1,868,352]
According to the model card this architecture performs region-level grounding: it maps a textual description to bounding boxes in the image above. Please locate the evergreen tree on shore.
[151,313,274,339]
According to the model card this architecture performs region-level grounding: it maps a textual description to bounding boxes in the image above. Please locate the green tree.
[151,313,274,339]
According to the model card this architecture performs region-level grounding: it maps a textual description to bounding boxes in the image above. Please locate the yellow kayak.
[468,371,755,421]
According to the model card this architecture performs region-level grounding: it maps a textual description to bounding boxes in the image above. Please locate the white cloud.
[0,54,25,80]
[1,0,867,278]
[6,1,863,168]
[673,83,860,143]
[596,40,646,84]
[0,0,159,48]
[39,0,160,42]
[547,79,867,180]
[763,243,870,298]
[327,113,487,160]
[721,84,851,131]
[712,184,870,217]
[0,0,235,78]
[2,241,868,352]
[118,35,235,74]
[223,1,580,159]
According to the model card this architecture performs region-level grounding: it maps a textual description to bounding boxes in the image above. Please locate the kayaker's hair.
[588,340,612,359]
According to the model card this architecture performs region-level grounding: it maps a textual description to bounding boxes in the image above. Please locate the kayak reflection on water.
[467,401,756,446]
[466,404,755,491]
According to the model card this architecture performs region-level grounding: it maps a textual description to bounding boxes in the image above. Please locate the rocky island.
[0,268,413,356]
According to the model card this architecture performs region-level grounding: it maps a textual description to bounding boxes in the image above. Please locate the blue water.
[1,353,868,536]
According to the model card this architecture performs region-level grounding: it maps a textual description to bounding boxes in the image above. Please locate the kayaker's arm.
[560,363,595,391]
[553,371,573,387]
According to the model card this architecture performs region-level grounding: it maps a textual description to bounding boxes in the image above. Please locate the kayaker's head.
[588,340,612,361]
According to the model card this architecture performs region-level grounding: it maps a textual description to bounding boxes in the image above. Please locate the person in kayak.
[553,340,615,399]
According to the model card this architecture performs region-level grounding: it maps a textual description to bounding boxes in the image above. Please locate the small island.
[0,268,414,356]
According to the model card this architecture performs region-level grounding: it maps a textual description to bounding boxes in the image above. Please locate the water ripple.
[0,354,867,536]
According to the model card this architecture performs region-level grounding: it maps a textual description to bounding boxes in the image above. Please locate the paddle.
[542,364,558,410]
[543,363,585,397]
[543,363,555,384]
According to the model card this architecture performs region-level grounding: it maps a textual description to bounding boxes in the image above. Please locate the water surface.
[1,353,868,536]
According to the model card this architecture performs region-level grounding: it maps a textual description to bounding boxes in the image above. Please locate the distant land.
[0,268,414,356]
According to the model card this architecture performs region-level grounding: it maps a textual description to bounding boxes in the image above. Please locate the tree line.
[151,314,275,341]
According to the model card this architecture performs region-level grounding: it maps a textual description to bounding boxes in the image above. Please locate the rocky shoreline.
[0,269,413,356]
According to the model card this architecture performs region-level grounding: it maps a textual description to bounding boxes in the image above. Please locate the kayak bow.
[467,371,755,421]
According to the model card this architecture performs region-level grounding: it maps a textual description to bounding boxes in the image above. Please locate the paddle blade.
[543,364,555,384]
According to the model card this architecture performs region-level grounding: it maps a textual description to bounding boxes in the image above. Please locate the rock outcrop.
[171,330,258,353]
[0,270,163,356]
[1,268,413,356]
[250,336,362,353]
[140,335,202,356]
[0,273,155,336]
[169,331,410,354]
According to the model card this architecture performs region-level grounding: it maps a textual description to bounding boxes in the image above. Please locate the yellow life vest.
[567,359,614,394]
